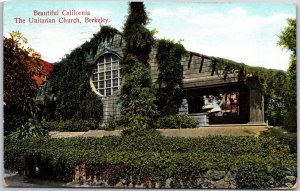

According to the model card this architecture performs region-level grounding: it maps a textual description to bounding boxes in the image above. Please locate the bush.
[154,115,199,129]
[4,136,296,188]
[40,119,99,132]
[100,119,126,131]
[9,118,48,139]
[259,127,297,153]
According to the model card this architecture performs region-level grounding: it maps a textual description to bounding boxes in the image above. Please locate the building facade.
[89,34,265,125]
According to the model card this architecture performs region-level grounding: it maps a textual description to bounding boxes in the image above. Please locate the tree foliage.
[155,39,186,115]
[120,61,158,131]
[120,2,158,131]
[121,2,154,73]
[263,71,289,126]
[278,18,296,56]
[4,31,41,133]
[278,18,296,131]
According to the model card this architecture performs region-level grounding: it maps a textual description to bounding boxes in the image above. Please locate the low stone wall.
[72,163,296,189]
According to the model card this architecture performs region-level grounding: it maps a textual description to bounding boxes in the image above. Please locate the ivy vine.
[43,26,121,121]
[155,39,186,116]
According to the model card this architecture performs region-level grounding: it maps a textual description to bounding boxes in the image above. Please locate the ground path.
[49,125,275,138]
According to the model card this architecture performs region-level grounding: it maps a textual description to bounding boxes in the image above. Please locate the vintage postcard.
[3,0,297,189]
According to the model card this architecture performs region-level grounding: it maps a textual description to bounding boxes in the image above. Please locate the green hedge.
[40,119,99,132]
[154,115,199,129]
[40,115,199,132]
[4,136,296,188]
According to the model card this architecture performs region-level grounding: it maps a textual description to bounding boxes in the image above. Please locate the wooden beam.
[199,57,204,73]
[211,62,217,76]
[110,35,114,46]
[224,72,228,81]
[188,53,193,69]
[119,36,123,47]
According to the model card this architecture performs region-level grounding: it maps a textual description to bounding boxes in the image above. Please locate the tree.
[264,71,289,126]
[278,18,296,56]
[278,18,296,131]
[4,31,42,133]
[120,2,158,132]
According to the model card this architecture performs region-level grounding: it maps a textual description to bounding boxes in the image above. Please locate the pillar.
[247,78,265,124]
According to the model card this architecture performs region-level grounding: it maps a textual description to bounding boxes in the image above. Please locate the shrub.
[40,119,99,132]
[259,127,297,153]
[100,119,126,131]
[154,115,199,129]
[4,136,296,188]
[9,118,48,139]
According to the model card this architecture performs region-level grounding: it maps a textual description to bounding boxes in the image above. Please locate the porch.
[180,80,265,125]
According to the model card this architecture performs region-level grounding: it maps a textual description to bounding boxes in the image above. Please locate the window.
[92,54,121,96]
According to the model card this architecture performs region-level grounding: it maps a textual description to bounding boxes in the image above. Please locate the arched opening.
[91,53,122,96]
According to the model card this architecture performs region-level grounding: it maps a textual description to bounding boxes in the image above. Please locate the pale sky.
[3,1,296,71]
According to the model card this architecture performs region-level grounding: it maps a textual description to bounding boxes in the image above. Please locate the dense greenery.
[119,2,158,131]
[4,136,296,188]
[11,114,195,135]
[43,26,120,121]
[278,18,296,56]
[263,71,289,126]
[4,32,41,134]
[9,118,48,139]
[155,39,186,115]
[40,119,99,132]
[278,18,296,132]
[260,127,297,154]
[154,115,199,129]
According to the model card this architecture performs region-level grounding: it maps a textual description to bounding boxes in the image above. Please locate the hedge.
[40,119,99,132]
[4,136,296,188]
[40,115,199,132]
[154,115,199,129]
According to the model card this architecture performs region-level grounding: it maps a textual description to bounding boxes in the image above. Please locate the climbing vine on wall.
[155,39,186,116]
[43,26,121,121]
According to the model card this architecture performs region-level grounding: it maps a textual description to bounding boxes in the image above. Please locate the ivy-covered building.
[42,28,267,125]
[86,33,264,125]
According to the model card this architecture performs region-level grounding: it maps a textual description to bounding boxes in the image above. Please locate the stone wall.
[101,96,120,121]
[73,164,237,188]
[72,163,296,189]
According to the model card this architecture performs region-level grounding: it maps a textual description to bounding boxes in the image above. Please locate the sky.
[3,1,296,71]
